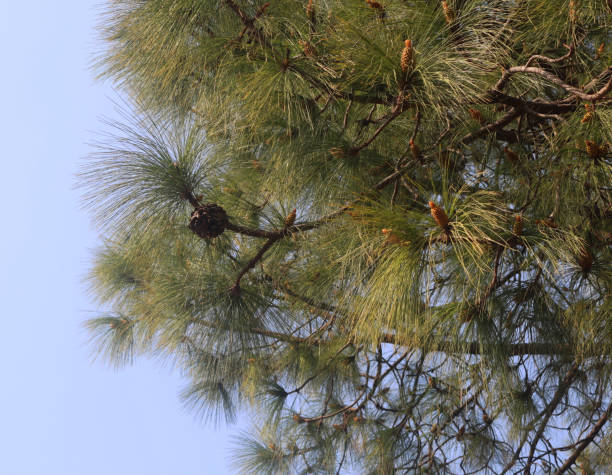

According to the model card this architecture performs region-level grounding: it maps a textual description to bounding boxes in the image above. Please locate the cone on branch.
[581,103,594,123]
[284,208,297,227]
[189,203,229,239]
[442,1,455,24]
[512,214,523,236]
[429,201,450,230]
[401,39,413,73]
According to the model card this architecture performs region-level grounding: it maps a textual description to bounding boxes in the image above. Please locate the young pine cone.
[429,201,450,230]
[513,214,523,236]
[401,39,413,73]
[284,208,297,227]
[442,1,455,24]
[581,103,594,123]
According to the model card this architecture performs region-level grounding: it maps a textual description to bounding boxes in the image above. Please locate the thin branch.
[553,402,612,475]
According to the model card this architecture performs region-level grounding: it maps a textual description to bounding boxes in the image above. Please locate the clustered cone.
[189,203,228,239]
[429,201,450,229]
[401,39,413,73]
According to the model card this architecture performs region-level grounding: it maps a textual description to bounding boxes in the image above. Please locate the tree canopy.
[81,1,612,473]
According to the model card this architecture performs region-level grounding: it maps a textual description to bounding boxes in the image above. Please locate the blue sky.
[0,2,239,474]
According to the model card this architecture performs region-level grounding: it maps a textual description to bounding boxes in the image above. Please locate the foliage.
[82,0,612,472]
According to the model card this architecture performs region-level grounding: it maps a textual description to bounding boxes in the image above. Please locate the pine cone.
[429,201,450,230]
[189,203,228,239]
[513,214,523,236]
[442,1,455,24]
[401,39,413,73]
[285,208,297,227]
[581,104,594,123]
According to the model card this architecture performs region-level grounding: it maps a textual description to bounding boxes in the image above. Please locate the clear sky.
[0,2,238,474]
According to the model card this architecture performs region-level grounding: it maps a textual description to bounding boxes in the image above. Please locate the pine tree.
[81,1,612,473]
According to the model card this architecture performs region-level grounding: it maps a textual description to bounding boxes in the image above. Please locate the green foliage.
[83,0,612,472]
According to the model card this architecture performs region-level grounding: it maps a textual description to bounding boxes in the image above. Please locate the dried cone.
[401,39,413,73]
[442,1,455,23]
[429,201,450,230]
[285,208,297,227]
[189,203,228,239]
[469,108,485,124]
[504,147,520,164]
[513,214,523,236]
[409,138,421,161]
